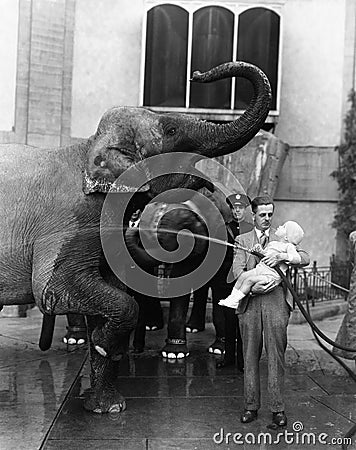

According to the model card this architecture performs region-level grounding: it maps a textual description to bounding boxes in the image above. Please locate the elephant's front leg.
[63,313,87,345]
[84,315,127,414]
[186,284,209,333]
[36,268,138,413]
[72,277,138,360]
[161,294,190,359]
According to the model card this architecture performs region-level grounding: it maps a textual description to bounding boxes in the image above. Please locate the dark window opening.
[143,5,280,114]
[235,7,279,110]
[190,6,234,108]
[144,5,188,106]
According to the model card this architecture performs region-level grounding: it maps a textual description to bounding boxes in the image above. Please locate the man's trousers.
[238,286,290,412]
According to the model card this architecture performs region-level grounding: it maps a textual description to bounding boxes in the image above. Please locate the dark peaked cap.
[226,193,251,208]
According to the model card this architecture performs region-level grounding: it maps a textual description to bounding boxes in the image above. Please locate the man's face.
[231,204,246,220]
[253,204,274,231]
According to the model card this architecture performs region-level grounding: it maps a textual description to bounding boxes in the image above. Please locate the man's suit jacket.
[233,228,310,313]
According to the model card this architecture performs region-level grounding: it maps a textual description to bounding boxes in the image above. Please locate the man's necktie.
[260,231,268,248]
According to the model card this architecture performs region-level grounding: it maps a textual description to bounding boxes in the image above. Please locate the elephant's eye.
[108,146,131,157]
[166,127,176,136]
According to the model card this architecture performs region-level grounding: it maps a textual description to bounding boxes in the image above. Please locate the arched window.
[235,7,280,110]
[144,5,188,106]
[143,3,281,118]
[189,6,234,109]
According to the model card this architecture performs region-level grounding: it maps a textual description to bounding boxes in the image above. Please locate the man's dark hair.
[251,196,274,213]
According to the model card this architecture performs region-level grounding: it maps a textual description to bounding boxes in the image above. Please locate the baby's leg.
[234,271,249,290]
[218,277,252,309]
[218,288,246,309]
[238,274,267,296]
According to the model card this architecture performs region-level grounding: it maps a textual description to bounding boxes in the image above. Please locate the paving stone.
[1,313,355,450]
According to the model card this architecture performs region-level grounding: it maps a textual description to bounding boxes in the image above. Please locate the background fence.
[292,256,352,306]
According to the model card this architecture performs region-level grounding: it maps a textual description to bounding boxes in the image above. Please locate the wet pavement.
[0,308,355,450]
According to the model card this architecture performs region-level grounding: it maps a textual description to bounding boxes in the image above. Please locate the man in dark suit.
[233,196,310,428]
[186,192,253,364]
[215,193,253,368]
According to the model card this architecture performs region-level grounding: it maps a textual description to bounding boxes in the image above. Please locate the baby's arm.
[284,243,301,264]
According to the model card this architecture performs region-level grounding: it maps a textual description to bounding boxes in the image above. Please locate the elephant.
[64,184,234,358]
[125,184,235,358]
[0,61,271,413]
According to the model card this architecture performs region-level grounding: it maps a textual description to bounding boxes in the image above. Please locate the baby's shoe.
[219,295,241,309]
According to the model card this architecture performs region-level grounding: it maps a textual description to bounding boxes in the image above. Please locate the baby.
[219,221,304,310]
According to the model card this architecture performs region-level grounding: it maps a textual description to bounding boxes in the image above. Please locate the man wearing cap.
[226,193,253,236]
[215,193,254,368]
[186,192,253,361]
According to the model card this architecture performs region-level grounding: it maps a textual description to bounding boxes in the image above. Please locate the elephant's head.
[84,61,271,195]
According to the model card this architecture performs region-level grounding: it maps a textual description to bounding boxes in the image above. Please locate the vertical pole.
[312,261,317,307]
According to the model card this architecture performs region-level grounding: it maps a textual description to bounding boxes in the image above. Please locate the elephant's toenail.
[109,404,122,413]
[167,352,176,358]
[95,345,107,357]
[177,352,185,358]
[68,338,76,345]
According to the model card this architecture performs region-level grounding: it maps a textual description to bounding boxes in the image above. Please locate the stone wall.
[0,0,75,147]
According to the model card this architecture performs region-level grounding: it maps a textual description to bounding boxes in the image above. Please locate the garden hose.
[247,247,356,450]
[38,229,356,354]
[244,247,356,353]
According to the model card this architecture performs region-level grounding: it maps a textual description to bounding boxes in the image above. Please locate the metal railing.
[292,260,352,306]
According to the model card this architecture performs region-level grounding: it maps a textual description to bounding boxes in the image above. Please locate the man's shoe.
[272,411,287,427]
[240,409,258,423]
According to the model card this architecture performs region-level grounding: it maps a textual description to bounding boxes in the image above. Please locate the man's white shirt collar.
[255,227,270,238]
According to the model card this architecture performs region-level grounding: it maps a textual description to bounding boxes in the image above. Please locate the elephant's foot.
[91,327,128,361]
[145,324,163,331]
[161,338,189,359]
[208,337,225,355]
[84,387,126,414]
[62,325,87,345]
[185,321,205,333]
[145,318,164,331]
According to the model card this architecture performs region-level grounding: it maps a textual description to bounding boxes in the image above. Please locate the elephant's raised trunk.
[190,61,272,158]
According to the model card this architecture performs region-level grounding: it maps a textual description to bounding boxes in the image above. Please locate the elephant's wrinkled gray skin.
[126,185,232,358]
[0,62,271,413]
